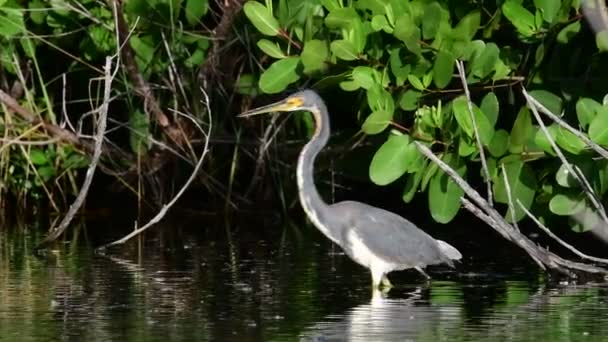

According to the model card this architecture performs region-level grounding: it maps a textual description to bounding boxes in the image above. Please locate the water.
[2,222,608,341]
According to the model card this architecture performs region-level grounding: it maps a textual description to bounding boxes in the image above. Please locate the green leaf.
[0,7,25,38]
[549,193,585,216]
[352,66,377,90]
[301,39,328,74]
[502,1,536,37]
[243,2,280,36]
[529,90,563,116]
[325,7,358,29]
[588,107,608,145]
[185,0,208,25]
[366,84,394,112]
[555,127,586,154]
[29,0,47,25]
[534,0,560,23]
[576,97,603,129]
[509,107,532,154]
[428,153,466,224]
[402,165,426,203]
[369,134,411,185]
[330,39,358,61]
[257,39,286,59]
[493,161,537,222]
[533,124,558,156]
[555,163,577,188]
[452,96,494,145]
[259,57,300,94]
[407,74,425,91]
[480,92,499,126]
[422,2,443,40]
[596,30,608,52]
[557,21,581,44]
[362,110,392,135]
[399,90,422,111]
[371,15,392,33]
[488,129,509,157]
[29,149,49,166]
[471,43,499,79]
[452,10,481,42]
[393,14,421,55]
[433,51,454,89]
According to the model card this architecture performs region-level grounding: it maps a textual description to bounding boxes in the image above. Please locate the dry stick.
[455,61,493,205]
[35,57,113,249]
[522,90,608,224]
[523,90,608,159]
[97,89,213,249]
[517,199,608,265]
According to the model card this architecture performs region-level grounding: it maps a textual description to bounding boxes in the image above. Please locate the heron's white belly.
[346,230,395,272]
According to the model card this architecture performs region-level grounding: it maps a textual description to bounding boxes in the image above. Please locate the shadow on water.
[2,217,608,341]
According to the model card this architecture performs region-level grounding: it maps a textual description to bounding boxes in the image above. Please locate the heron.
[238,89,462,288]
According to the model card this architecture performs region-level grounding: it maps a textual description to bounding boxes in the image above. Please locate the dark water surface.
[2,220,608,342]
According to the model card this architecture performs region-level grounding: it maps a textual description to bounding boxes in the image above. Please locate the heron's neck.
[296,104,337,241]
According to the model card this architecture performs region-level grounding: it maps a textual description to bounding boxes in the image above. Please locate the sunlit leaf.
[301,39,328,74]
[259,57,300,94]
[399,90,422,111]
[257,39,286,59]
[502,1,536,37]
[330,39,358,61]
[243,2,280,36]
[557,21,581,44]
[362,110,392,135]
[369,134,411,185]
[576,97,603,130]
[588,107,608,146]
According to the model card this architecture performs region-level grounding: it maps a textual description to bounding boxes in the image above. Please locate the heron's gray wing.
[330,201,453,267]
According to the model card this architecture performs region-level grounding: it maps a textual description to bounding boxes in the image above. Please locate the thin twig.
[456,60,493,205]
[517,199,608,265]
[35,56,113,249]
[97,88,213,249]
[524,89,608,159]
[500,163,520,231]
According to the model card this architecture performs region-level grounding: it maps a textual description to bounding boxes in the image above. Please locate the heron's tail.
[437,240,462,260]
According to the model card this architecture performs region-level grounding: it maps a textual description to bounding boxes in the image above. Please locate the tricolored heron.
[238,90,462,288]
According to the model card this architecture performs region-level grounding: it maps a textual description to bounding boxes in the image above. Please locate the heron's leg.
[381,275,393,288]
[415,267,431,280]
[371,268,384,288]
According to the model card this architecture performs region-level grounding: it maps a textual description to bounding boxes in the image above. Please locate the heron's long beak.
[237,99,294,118]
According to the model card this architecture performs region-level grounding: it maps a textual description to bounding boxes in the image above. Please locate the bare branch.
[36,56,114,249]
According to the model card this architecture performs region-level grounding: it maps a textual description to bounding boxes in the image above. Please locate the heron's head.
[238,90,322,118]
